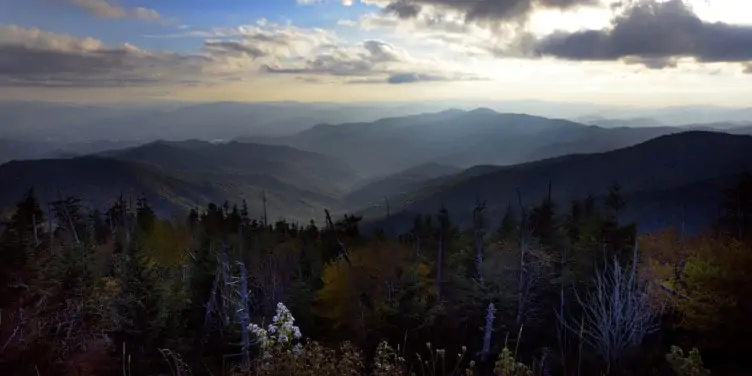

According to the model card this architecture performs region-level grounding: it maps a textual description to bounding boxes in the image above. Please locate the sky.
[1,0,752,106]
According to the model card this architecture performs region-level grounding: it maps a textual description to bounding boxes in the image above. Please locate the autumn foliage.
[1,173,751,375]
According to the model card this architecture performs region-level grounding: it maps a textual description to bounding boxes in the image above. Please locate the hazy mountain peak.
[467,107,498,115]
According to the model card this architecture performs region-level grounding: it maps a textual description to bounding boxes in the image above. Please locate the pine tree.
[565,199,584,244]
[51,195,85,245]
[0,188,45,302]
[498,202,517,242]
[605,181,627,226]
[530,191,557,249]
[718,171,752,241]
[136,195,156,234]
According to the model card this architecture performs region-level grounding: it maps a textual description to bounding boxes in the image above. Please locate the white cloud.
[262,38,485,84]
[0,25,206,87]
[0,22,478,88]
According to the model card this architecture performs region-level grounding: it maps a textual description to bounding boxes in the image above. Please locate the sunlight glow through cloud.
[0,0,750,104]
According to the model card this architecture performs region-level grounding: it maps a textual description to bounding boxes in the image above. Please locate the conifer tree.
[498,202,517,242]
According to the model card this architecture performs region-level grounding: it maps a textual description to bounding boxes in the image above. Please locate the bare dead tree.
[325,209,351,266]
[480,302,496,362]
[262,190,268,229]
[560,255,659,372]
[220,246,232,328]
[437,207,449,302]
[384,196,391,219]
[54,188,80,245]
[1,308,25,355]
[203,268,221,338]
[516,190,528,327]
[473,200,487,285]
[32,212,39,246]
[236,261,251,366]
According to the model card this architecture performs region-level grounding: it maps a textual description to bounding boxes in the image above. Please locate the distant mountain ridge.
[344,163,462,208]
[0,141,366,223]
[361,131,752,233]
[242,108,749,181]
[4,107,752,233]
[242,109,604,178]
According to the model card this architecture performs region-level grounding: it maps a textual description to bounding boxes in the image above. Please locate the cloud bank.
[531,0,752,69]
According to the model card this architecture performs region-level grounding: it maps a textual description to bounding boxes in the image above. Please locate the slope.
[246,108,589,178]
[246,108,700,179]
[0,141,362,224]
[106,140,364,197]
[361,131,752,232]
[344,162,461,208]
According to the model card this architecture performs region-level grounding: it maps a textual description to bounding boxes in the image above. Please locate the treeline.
[0,173,751,376]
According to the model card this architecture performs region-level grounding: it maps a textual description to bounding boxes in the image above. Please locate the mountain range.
[2,107,751,232]
[240,108,693,178]
[359,131,752,233]
[0,140,360,223]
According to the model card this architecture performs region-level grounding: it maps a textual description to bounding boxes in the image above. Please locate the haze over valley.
[2,100,752,230]
[3,1,752,375]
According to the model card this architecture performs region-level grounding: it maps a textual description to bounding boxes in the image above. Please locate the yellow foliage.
[641,230,752,332]
[314,241,432,336]
[142,219,192,267]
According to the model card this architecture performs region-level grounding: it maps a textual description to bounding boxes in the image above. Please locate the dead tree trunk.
[481,302,496,362]
[516,190,527,327]
[473,200,486,285]
[237,261,251,367]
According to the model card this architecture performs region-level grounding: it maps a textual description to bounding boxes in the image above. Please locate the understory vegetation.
[1,173,751,375]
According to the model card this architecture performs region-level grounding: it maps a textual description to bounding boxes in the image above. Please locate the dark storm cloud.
[383,0,598,23]
[385,1,422,19]
[532,0,752,68]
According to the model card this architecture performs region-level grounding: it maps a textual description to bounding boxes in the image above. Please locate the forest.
[1,173,751,376]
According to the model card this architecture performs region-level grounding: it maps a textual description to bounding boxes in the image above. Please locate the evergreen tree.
[565,199,584,244]
[718,171,752,241]
[51,195,85,245]
[605,181,627,225]
[108,194,131,231]
[88,209,111,245]
[187,207,200,230]
[0,188,45,302]
[530,190,557,249]
[136,195,156,234]
[498,202,517,242]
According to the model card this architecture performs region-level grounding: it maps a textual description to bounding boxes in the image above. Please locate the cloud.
[0,25,206,87]
[530,0,752,69]
[377,0,598,24]
[262,44,379,76]
[262,39,483,84]
[386,1,422,19]
[0,22,354,88]
[200,24,339,64]
[386,72,450,83]
[71,0,162,21]
[261,40,412,77]
[0,19,484,89]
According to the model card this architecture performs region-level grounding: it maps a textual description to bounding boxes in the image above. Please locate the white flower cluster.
[248,302,302,350]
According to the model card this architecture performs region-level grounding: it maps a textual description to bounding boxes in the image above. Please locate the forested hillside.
[1,169,750,375]
[360,132,752,234]
[0,140,363,224]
